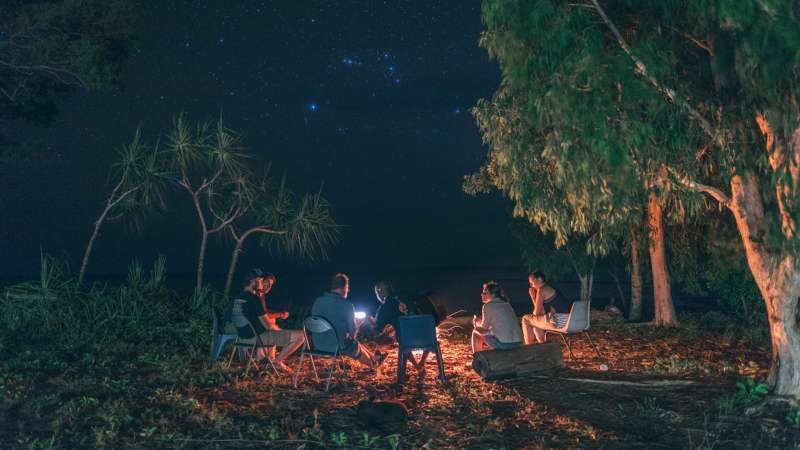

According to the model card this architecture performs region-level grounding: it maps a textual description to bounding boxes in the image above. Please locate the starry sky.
[1,0,523,282]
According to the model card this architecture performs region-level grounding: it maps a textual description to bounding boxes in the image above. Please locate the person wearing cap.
[234,268,304,372]
[311,273,386,369]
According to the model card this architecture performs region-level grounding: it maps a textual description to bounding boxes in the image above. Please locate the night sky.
[1,1,523,283]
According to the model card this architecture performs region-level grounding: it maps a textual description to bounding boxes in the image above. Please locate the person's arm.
[474,304,490,332]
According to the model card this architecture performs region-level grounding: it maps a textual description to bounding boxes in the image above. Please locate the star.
[307,102,319,112]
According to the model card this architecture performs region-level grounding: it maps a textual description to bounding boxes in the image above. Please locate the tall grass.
[1,253,214,351]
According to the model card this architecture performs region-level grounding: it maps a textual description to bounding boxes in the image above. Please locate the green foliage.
[786,407,800,427]
[0,0,135,151]
[717,378,769,415]
[510,217,595,282]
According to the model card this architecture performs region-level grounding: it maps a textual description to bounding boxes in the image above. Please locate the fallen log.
[472,342,564,380]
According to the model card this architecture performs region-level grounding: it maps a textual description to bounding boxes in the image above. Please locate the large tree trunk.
[629,228,643,321]
[647,191,678,326]
[729,171,800,397]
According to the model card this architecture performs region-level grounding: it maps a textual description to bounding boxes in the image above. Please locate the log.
[472,342,564,380]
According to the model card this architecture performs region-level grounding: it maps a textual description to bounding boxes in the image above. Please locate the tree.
[165,114,340,294]
[1,0,135,150]
[222,177,339,298]
[78,128,169,285]
[478,0,800,397]
[510,219,598,303]
[166,115,251,292]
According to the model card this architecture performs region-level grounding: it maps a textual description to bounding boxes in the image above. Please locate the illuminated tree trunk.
[629,228,643,321]
[648,191,677,326]
[729,171,800,397]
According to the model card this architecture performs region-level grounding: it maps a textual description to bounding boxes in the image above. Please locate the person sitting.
[311,273,386,369]
[471,281,523,353]
[364,280,403,338]
[234,268,305,372]
[521,271,574,344]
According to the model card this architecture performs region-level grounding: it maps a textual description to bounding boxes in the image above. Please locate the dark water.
[1,266,718,320]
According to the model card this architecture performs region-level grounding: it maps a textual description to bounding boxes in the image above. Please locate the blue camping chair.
[293,316,343,392]
[209,308,237,364]
[396,314,446,384]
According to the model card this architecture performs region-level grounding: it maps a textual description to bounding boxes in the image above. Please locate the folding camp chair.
[396,314,446,384]
[209,308,237,365]
[542,300,602,361]
[293,316,343,392]
[226,299,279,377]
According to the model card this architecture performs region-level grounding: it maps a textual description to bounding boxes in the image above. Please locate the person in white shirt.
[471,281,523,353]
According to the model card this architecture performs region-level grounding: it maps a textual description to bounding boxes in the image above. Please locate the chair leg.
[310,355,320,382]
[397,351,406,385]
[434,346,446,383]
[559,333,576,361]
[584,331,602,358]
[243,349,253,378]
[325,355,337,392]
[225,345,236,369]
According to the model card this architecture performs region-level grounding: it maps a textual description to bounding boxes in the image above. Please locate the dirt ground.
[190,312,798,449]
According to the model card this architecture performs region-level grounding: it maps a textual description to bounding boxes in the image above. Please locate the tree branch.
[588,0,717,140]
[667,167,732,209]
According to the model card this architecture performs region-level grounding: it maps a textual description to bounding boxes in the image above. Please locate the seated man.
[311,273,385,369]
[521,271,573,344]
[367,280,403,337]
[471,281,523,353]
[234,268,305,372]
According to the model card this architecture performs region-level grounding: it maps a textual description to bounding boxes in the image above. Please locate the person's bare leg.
[274,331,304,366]
[522,315,535,345]
[471,330,486,353]
[356,343,376,368]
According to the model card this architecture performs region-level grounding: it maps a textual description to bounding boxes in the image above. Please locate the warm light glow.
[412,350,424,358]
[354,311,366,320]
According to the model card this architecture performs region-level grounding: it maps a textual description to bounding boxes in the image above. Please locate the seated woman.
[471,281,523,353]
[521,271,573,344]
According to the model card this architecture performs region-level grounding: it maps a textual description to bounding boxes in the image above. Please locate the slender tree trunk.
[608,268,627,313]
[190,193,209,293]
[729,171,800,397]
[648,191,677,326]
[78,184,138,286]
[224,239,245,299]
[629,228,642,321]
[78,206,111,286]
[196,232,208,292]
[578,272,594,302]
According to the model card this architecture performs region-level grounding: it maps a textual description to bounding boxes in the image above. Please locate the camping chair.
[396,314,446,384]
[209,308,238,365]
[226,299,279,377]
[293,316,342,392]
[542,300,602,361]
